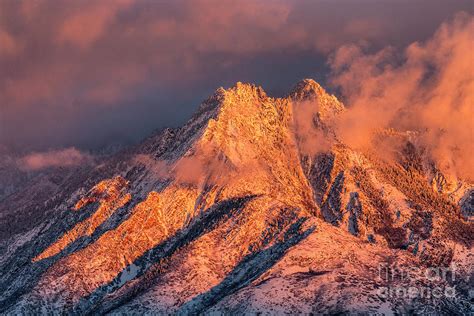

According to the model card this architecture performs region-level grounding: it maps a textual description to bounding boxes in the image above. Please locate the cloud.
[171,138,266,188]
[172,142,234,187]
[0,29,19,56]
[18,148,93,171]
[132,154,169,178]
[0,0,472,151]
[291,100,332,157]
[57,0,133,50]
[328,12,474,180]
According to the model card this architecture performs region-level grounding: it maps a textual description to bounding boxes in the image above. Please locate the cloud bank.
[1,0,472,151]
[292,100,333,157]
[328,13,474,180]
[18,148,93,171]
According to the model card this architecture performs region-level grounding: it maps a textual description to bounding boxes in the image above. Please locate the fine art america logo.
[377,263,462,300]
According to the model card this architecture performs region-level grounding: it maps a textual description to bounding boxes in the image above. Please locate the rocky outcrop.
[460,189,474,221]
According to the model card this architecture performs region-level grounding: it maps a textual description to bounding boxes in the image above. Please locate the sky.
[0,0,472,153]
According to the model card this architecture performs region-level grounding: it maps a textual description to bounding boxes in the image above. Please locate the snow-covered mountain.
[1,79,472,314]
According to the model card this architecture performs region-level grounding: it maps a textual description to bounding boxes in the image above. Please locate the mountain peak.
[197,82,268,114]
[2,78,473,315]
[288,79,345,120]
[288,78,325,101]
[223,81,269,104]
[200,79,327,114]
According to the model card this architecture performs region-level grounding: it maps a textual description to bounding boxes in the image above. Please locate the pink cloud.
[57,0,133,50]
[18,148,93,171]
[291,100,332,157]
[329,12,474,180]
[0,29,19,56]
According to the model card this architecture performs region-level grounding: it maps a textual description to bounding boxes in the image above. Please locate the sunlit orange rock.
[33,176,131,262]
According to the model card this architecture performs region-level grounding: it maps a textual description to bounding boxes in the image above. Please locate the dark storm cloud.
[0,0,472,152]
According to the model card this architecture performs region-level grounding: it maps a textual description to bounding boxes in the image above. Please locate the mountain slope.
[1,79,472,314]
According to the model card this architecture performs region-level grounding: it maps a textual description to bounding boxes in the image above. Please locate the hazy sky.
[1,0,472,152]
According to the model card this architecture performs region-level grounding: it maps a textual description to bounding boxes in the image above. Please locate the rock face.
[0,79,472,314]
[460,189,474,221]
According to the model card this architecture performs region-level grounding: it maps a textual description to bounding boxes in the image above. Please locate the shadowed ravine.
[74,195,257,314]
[178,218,315,315]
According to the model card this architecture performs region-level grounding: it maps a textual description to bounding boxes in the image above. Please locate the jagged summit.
[288,78,345,119]
[220,78,329,102]
[201,79,324,108]
[198,78,343,119]
[288,78,326,100]
[196,82,267,115]
[229,81,268,98]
